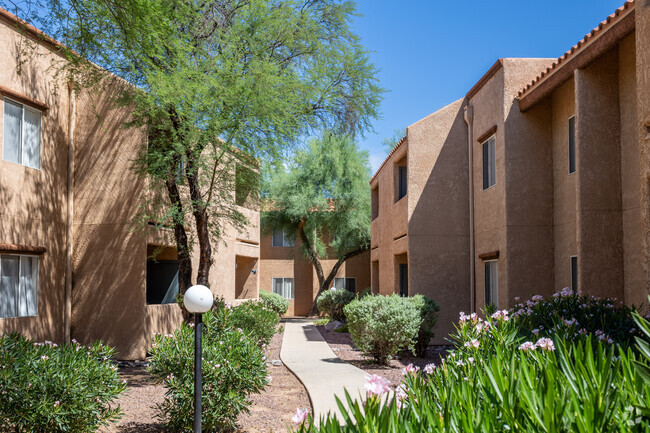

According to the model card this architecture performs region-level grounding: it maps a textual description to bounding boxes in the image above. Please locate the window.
[371,186,379,220]
[0,255,38,318]
[146,259,179,304]
[272,228,295,247]
[568,116,576,174]
[570,255,578,292]
[397,166,407,200]
[334,277,356,293]
[399,264,408,297]
[482,135,496,190]
[3,99,41,169]
[484,260,498,308]
[273,277,294,299]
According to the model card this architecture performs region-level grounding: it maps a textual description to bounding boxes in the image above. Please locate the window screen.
[273,278,294,299]
[484,260,498,308]
[272,228,294,247]
[568,116,576,174]
[3,100,22,164]
[482,136,496,189]
[3,99,41,169]
[0,255,38,318]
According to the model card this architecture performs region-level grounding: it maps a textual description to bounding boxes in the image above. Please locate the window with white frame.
[272,228,295,247]
[3,99,42,169]
[482,135,496,190]
[568,116,576,174]
[0,254,38,318]
[484,260,498,308]
[273,277,294,299]
[333,277,356,293]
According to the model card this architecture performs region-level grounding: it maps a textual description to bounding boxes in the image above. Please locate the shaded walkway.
[280,319,368,424]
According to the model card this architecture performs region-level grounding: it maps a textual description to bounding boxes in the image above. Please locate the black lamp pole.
[194,313,203,433]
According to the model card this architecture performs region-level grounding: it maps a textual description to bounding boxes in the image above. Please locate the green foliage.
[227,298,280,346]
[149,307,269,432]
[631,302,650,416]
[382,127,406,154]
[0,333,126,433]
[511,288,640,348]
[259,290,290,317]
[410,295,440,357]
[344,294,421,364]
[294,309,650,433]
[313,318,331,326]
[317,289,356,322]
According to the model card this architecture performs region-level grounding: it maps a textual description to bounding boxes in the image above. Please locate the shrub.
[149,307,268,432]
[259,290,290,316]
[317,288,355,322]
[0,333,126,433]
[228,299,280,346]
[410,295,440,357]
[344,294,421,364]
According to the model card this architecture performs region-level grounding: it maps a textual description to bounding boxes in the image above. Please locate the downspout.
[463,104,475,313]
[64,81,76,343]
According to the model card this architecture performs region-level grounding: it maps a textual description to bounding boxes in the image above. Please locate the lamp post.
[183,284,214,433]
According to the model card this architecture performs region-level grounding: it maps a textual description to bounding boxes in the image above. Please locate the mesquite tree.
[7,0,383,294]
[262,132,371,315]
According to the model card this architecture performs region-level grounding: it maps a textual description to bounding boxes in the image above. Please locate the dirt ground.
[315,325,450,387]
[101,325,310,433]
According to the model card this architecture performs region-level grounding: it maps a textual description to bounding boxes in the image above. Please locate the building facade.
[259,227,370,316]
[371,0,650,342]
[0,8,260,359]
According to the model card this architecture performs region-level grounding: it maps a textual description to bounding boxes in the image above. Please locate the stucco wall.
[0,16,70,343]
[406,98,470,343]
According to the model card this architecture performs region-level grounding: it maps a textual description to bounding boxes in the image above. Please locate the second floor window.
[272,228,295,247]
[482,135,496,190]
[397,166,407,200]
[568,116,576,174]
[3,99,41,169]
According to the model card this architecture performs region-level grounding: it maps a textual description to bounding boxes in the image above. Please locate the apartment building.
[371,0,650,341]
[259,227,370,316]
[0,8,260,359]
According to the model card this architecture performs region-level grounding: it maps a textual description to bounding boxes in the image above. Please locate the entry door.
[399,264,408,297]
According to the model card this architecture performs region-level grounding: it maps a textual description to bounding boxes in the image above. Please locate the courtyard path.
[280,319,368,425]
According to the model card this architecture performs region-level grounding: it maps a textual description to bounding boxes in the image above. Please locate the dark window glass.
[146,260,179,304]
[570,256,578,292]
[568,116,576,173]
[397,166,407,200]
[399,264,408,297]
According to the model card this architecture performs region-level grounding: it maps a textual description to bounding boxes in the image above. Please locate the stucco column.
[574,53,624,300]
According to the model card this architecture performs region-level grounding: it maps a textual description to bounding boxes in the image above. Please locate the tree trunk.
[186,151,212,287]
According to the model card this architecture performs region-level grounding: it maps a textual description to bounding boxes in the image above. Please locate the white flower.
[535,337,555,351]
[518,341,536,351]
[292,408,309,425]
[424,363,436,374]
[401,364,420,376]
[464,339,479,349]
[365,374,391,397]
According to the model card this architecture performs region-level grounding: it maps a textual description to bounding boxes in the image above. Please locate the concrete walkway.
[280,319,368,423]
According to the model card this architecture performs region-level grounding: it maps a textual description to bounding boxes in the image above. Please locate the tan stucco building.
[259,227,370,316]
[0,8,260,359]
[371,0,650,342]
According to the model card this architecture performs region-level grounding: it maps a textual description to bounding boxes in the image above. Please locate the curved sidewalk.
[280,319,368,424]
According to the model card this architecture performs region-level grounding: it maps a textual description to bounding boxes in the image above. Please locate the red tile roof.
[369,135,407,184]
[517,0,635,100]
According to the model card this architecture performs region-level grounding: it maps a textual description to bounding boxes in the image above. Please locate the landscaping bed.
[102,325,310,433]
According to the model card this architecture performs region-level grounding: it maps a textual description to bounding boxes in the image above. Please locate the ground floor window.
[273,277,294,299]
[334,277,356,293]
[399,264,408,297]
[570,255,578,293]
[484,260,498,308]
[146,260,179,305]
[0,254,38,318]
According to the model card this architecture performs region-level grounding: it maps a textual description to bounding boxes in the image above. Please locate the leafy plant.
[410,295,440,357]
[0,333,126,433]
[344,294,421,364]
[259,290,290,316]
[228,299,280,346]
[317,288,356,322]
[149,308,269,431]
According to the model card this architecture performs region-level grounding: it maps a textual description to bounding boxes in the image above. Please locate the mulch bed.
[101,324,310,433]
[315,325,451,387]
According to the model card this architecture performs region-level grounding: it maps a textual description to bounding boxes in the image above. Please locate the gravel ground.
[315,325,451,387]
[101,325,310,433]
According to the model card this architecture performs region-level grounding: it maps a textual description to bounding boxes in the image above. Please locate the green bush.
[317,288,355,322]
[294,306,650,433]
[259,290,290,316]
[228,299,280,346]
[0,333,126,433]
[410,295,440,357]
[149,307,268,432]
[344,294,421,364]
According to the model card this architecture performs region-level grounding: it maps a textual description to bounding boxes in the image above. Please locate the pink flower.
[424,363,436,374]
[365,374,391,397]
[491,310,510,321]
[535,338,555,351]
[518,341,536,351]
[563,318,578,327]
[395,384,408,401]
[531,295,544,302]
[464,339,479,349]
[54,401,60,408]
[531,329,540,336]
[401,364,420,376]
[467,357,474,364]
[292,408,309,425]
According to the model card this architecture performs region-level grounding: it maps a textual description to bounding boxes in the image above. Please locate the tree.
[7,0,383,296]
[262,132,371,315]
[382,127,406,153]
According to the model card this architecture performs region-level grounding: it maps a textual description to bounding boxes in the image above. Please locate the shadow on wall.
[407,100,470,344]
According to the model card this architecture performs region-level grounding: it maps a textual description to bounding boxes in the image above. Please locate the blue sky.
[352,0,626,173]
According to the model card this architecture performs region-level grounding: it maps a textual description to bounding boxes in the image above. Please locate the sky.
[351,0,626,173]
